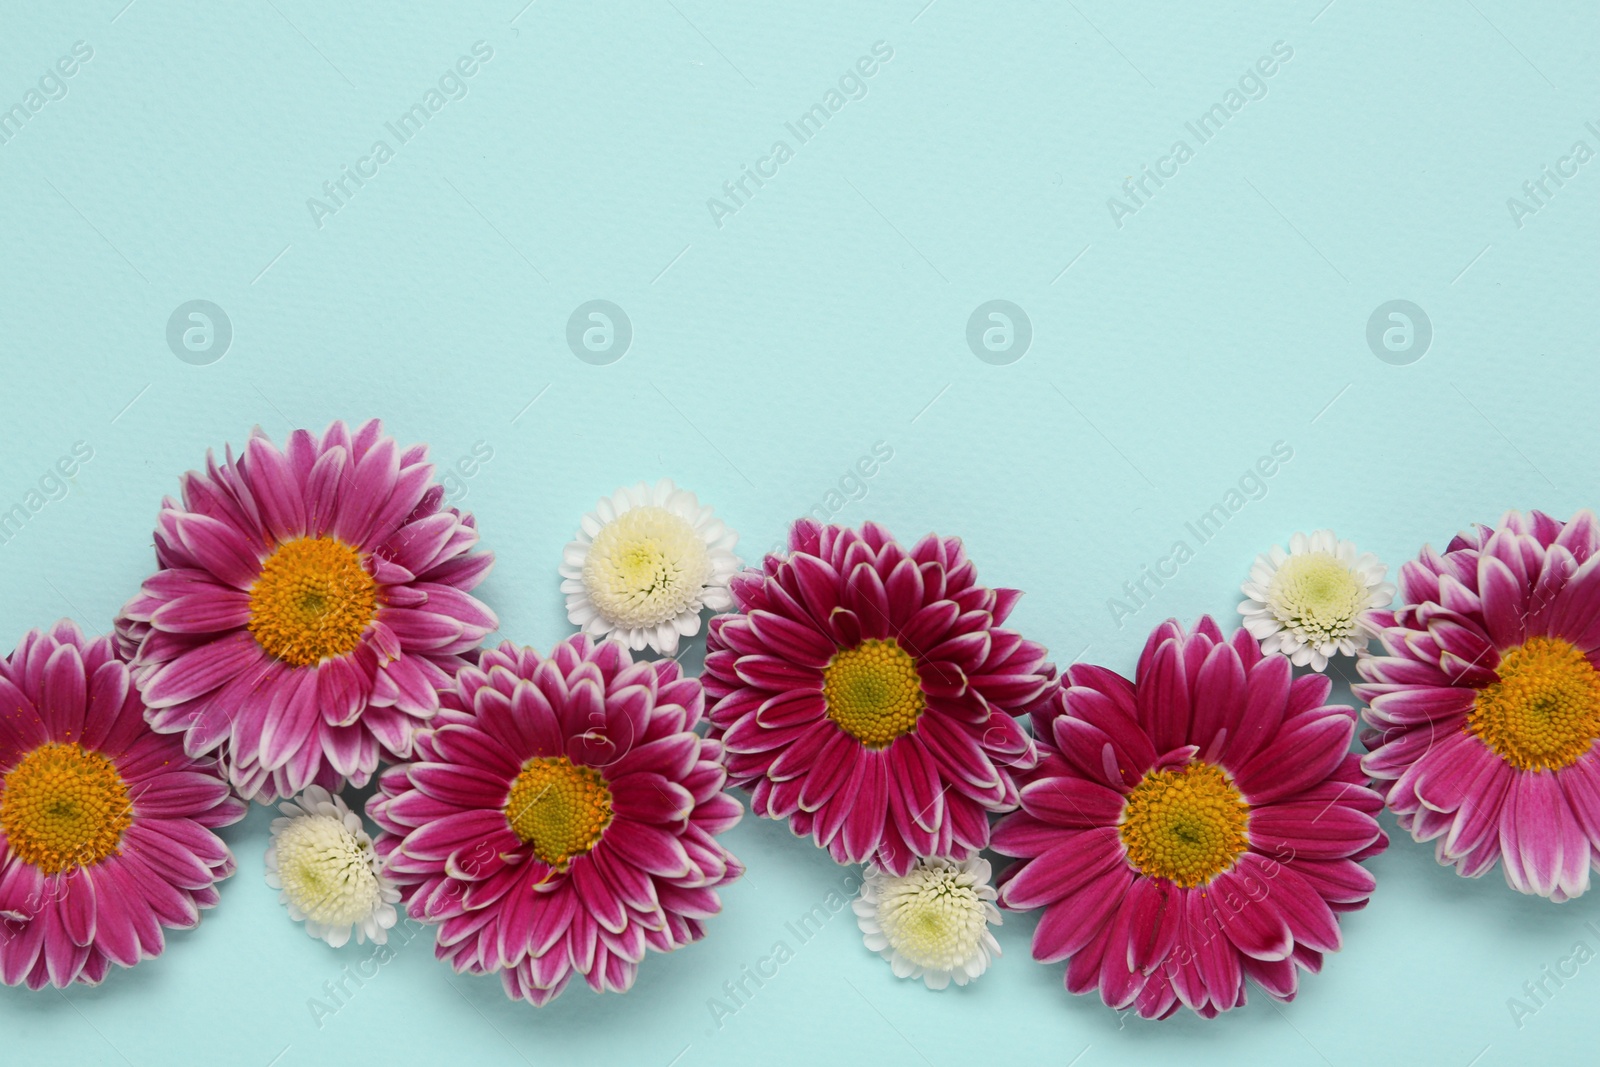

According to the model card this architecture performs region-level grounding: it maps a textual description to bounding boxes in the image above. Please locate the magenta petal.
[1189,643,1246,759]
[1208,867,1291,961]
[1229,651,1292,766]
[1248,801,1381,860]
[603,821,692,879]
[42,905,89,986]
[412,763,511,809]
[839,753,887,860]
[40,643,89,739]
[1137,639,1192,752]
[148,588,253,635]
[1068,687,1158,777]
[1231,714,1353,805]
[1000,826,1123,911]
[1189,888,1243,1006]
[0,909,45,985]
[746,610,834,668]
[1124,875,1181,974]
[1019,776,1125,828]
[172,513,262,590]
[1247,856,1341,952]
[85,866,141,967]
[60,871,96,946]
[1027,861,1133,962]
[572,858,626,935]
[1477,555,1530,650]
[140,632,265,708]
[258,668,320,771]
[734,655,821,691]
[1500,770,1584,898]
[132,771,232,818]
[0,676,48,751]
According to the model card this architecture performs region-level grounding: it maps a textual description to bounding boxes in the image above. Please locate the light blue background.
[2,1,1597,1064]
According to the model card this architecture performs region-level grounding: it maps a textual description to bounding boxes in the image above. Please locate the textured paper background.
[1,1,1596,1064]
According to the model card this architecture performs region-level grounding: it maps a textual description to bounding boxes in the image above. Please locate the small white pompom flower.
[1238,529,1396,671]
[560,479,740,655]
[265,785,399,948]
[852,856,1001,989]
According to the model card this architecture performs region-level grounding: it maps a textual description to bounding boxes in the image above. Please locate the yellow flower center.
[823,639,925,748]
[1119,762,1250,888]
[0,743,133,874]
[505,757,614,868]
[273,814,384,927]
[874,864,990,971]
[1467,636,1600,772]
[582,506,712,628]
[1266,551,1367,642]
[248,537,378,667]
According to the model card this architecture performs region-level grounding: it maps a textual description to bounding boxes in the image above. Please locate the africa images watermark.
[438,440,494,504]
[761,441,895,558]
[1504,119,1600,230]
[0,40,94,150]
[1106,440,1294,629]
[1506,919,1600,1030]
[705,41,896,229]
[1105,40,1295,229]
[704,869,863,1032]
[306,917,430,1029]
[305,41,496,230]
[0,441,95,548]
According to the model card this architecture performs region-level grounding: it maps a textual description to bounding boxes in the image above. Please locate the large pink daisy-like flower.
[369,635,742,1006]
[993,617,1386,1019]
[1357,509,1600,901]
[0,622,244,988]
[704,519,1052,876]
[117,420,497,802]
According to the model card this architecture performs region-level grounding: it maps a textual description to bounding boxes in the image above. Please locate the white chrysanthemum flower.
[852,856,1001,989]
[265,785,399,948]
[560,479,740,655]
[1238,529,1396,671]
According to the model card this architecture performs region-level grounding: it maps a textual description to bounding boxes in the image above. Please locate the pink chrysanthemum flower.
[0,622,244,989]
[1357,509,1600,901]
[993,617,1386,1019]
[369,635,743,1006]
[704,519,1053,876]
[116,420,497,802]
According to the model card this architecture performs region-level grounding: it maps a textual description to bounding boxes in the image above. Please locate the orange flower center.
[1119,761,1250,887]
[822,638,925,748]
[504,757,613,868]
[1,742,133,874]
[1467,636,1600,772]
[247,536,378,667]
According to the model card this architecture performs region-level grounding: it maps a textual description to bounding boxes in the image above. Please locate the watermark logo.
[438,441,494,503]
[761,441,896,558]
[0,40,93,150]
[307,917,431,1029]
[1107,440,1293,629]
[705,41,895,230]
[0,441,94,548]
[1366,300,1431,366]
[1507,920,1600,1030]
[1105,40,1293,230]
[305,41,496,231]
[966,300,1031,365]
[566,300,632,365]
[166,300,232,365]
[705,869,863,1033]
[1505,122,1600,230]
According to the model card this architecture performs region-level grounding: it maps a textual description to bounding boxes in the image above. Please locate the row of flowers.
[1,420,1595,1022]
